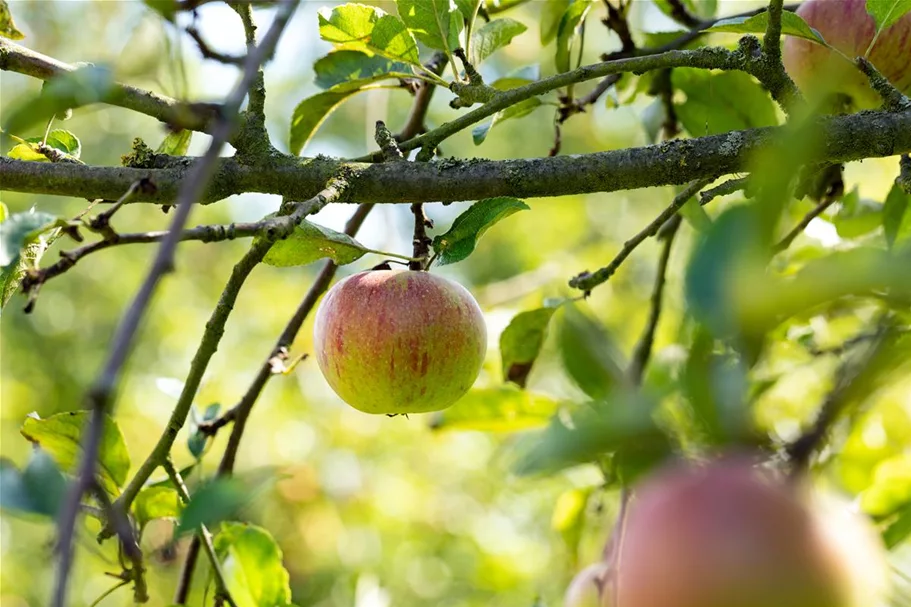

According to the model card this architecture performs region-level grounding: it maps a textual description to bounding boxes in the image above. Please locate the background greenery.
[1,1,909,606]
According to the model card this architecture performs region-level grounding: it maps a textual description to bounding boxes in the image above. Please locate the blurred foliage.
[1,1,910,606]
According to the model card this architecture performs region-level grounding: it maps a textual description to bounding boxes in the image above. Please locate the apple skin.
[313,269,487,414]
[782,0,911,110]
[611,458,874,607]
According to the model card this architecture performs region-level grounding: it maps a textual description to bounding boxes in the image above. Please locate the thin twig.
[772,193,838,253]
[163,459,238,607]
[51,4,300,605]
[186,25,245,66]
[0,38,220,132]
[569,177,714,292]
[174,202,373,603]
[786,321,898,475]
[699,176,750,205]
[627,220,679,385]
[90,484,147,602]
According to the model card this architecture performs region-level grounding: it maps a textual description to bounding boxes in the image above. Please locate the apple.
[612,457,887,607]
[782,0,911,110]
[313,269,487,414]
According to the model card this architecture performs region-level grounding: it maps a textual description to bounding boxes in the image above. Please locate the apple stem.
[409,202,433,270]
[365,249,422,263]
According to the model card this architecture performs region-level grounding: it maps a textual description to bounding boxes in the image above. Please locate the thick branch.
[4,110,910,205]
[0,39,219,133]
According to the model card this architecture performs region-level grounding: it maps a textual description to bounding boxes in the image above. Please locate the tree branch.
[4,109,910,205]
[174,201,373,603]
[50,3,300,605]
[627,219,679,385]
[569,178,716,292]
[0,39,220,133]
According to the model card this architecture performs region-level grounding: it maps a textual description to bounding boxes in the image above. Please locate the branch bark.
[3,109,910,205]
[0,39,219,133]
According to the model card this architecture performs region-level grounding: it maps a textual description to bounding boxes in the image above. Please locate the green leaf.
[263,219,370,267]
[7,143,47,162]
[512,392,671,479]
[215,523,292,607]
[20,411,131,497]
[431,196,529,265]
[0,450,68,518]
[288,89,361,156]
[555,0,593,73]
[0,0,24,39]
[177,477,248,535]
[0,211,58,268]
[44,129,81,158]
[429,386,559,431]
[866,0,911,36]
[397,0,463,52]
[832,195,881,238]
[883,180,911,249]
[454,0,481,20]
[313,50,413,90]
[707,11,828,45]
[472,97,542,144]
[470,18,527,66]
[318,4,420,66]
[491,64,539,90]
[679,196,713,232]
[541,0,570,44]
[188,403,220,459]
[672,69,778,137]
[500,306,557,387]
[0,202,8,222]
[156,129,191,156]
[134,486,181,528]
[3,65,114,135]
[558,307,626,400]
[883,500,911,549]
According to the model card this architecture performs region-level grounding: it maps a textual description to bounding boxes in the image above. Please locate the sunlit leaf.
[263,219,370,267]
[156,129,191,156]
[472,97,542,144]
[707,11,828,45]
[470,18,527,66]
[551,487,590,565]
[431,196,529,265]
[0,0,24,39]
[20,411,131,497]
[176,478,247,535]
[500,306,557,387]
[429,386,559,431]
[865,0,911,38]
[313,50,413,89]
[0,450,67,518]
[558,306,626,400]
[215,522,292,607]
[289,89,362,155]
[318,4,420,66]
[397,0,463,52]
[134,486,182,528]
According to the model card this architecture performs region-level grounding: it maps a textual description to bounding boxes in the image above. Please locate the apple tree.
[0,0,910,606]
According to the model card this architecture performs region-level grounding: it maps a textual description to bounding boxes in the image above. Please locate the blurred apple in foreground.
[782,0,911,110]
[314,269,486,414]
[612,457,889,607]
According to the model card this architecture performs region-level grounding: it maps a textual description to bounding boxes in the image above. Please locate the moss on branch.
[2,110,909,205]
